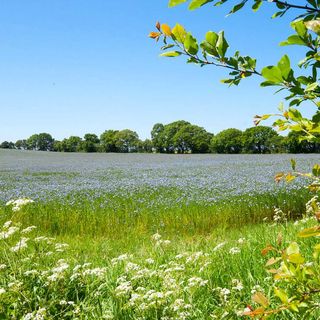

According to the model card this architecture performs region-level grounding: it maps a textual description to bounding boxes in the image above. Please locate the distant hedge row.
[1,120,320,153]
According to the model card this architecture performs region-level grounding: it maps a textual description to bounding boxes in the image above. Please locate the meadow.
[0,150,319,319]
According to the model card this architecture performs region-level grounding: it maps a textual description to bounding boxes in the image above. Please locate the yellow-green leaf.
[160,51,182,57]
[172,23,187,43]
[252,292,269,308]
[274,287,289,304]
[168,0,187,7]
[298,226,320,238]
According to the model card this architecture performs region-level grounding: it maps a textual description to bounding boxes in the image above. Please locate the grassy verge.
[0,188,318,319]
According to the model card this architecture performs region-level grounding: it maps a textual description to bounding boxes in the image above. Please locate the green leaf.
[277,55,291,79]
[160,51,182,57]
[216,31,229,57]
[252,0,262,11]
[274,287,289,304]
[168,0,188,7]
[261,66,283,83]
[291,20,308,38]
[228,1,245,15]
[312,164,320,177]
[290,159,296,171]
[189,0,213,10]
[172,24,187,43]
[200,31,219,57]
[280,35,307,46]
[272,11,284,19]
[260,81,278,87]
[184,33,199,55]
[305,82,319,92]
[286,242,299,255]
[297,76,310,85]
[288,108,302,121]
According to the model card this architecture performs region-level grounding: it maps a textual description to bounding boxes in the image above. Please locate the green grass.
[0,187,319,319]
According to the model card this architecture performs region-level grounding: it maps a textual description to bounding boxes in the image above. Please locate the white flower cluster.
[112,233,210,320]
[151,233,171,247]
[306,196,320,215]
[273,207,288,223]
[5,198,34,212]
[229,247,241,255]
[22,307,46,320]
[113,238,210,319]
[0,221,19,240]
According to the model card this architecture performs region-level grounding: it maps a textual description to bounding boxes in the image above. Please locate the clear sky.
[0,0,310,141]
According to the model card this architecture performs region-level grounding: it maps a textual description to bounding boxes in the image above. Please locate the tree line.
[1,120,319,154]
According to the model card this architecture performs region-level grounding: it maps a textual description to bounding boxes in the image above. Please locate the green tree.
[285,131,320,153]
[0,141,14,149]
[242,126,278,154]
[26,133,54,151]
[60,136,82,152]
[151,123,166,153]
[81,133,100,152]
[162,120,191,153]
[15,140,28,150]
[173,123,212,153]
[114,129,140,153]
[210,128,243,153]
[100,130,119,152]
[137,139,153,153]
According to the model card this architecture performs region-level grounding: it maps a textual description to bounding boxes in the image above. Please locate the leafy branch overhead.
[150,3,320,141]
[168,0,320,20]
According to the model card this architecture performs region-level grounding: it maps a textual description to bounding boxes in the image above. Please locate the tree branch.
[269,0,320,13]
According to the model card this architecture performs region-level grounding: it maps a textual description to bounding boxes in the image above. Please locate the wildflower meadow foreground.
[1,191,320,319]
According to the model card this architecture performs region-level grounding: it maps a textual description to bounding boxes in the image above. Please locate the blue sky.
[0,0,310,141]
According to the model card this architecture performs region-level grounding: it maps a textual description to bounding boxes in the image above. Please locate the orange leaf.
[261,244,275,256]
[149,32,161,39]
[242,307,265,316]
[161,24,172,36]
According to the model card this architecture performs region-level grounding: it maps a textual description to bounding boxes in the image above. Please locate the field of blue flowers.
[0,150,318,319]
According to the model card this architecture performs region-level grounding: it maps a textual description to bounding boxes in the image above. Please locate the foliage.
[242,126,279,154]
[150,120,212,153]
[100,130,119,152]
[15,139,28,150]
[114,129,140,153]
[26,133,54,151]
[210,128,243,153]
[286,131,320,153]
[3,125,320,154]
[0,141,15,149]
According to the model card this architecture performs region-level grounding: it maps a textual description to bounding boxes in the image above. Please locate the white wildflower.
[21,226,37,234]
[213,241,227,252]
[11,237,28,252]
[229,247,241,254]
[0,226,19,239]
[151,233,162,241]
[232,279,243,291]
